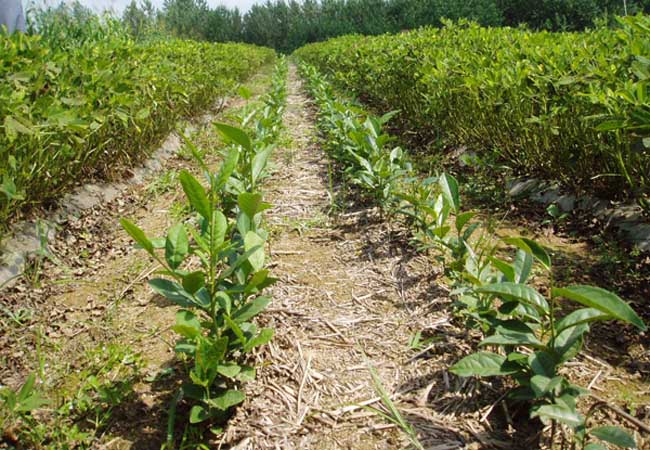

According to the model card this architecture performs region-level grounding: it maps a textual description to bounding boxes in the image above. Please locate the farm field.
[2,5,650,450]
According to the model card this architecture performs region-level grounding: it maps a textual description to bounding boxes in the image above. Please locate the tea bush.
[0,32,274,231]
[300,62,646,447]
[120,58,287,441]
[294,16,650,211]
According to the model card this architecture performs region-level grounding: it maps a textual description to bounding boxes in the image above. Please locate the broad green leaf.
[224,314,246,344]
[210,210,228,252]
[149,278,193,307]
[179,170,211,220]
[215,292,232,315]
[450,352,518,377]
[207,389,245,410]
[439,173,460,213]
[503,237,551,271]
[237,365,256,382]
[590,426,637,448]
[120,219,154,255]
[233,296,271,323]
[480,323,542,348]
[584,444,608,450]
[552,285,646,331]
[189,404,210,423]
[244,231,266,271]
[182,271,205,295]
[216,363,241,378]
[215,147,240,190]
[244,269,269,292]
[513,249,533,283]
[553,323,588,362]
[530,375,563,398]
[172,310,201,339]
[243,328,274,352]
[214,123,252,152]
[455,211,475,233]
[555,308,609,334]
[476,282,549,314]
[531,404,583,428]
[4,116,33,142]
[165,223,189,270]
[489,256,516,282]
[238,192,263,219]
[529,351,557,377]
[252,147,272,183]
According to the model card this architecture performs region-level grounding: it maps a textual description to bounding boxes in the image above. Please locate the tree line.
[29,0,650,52]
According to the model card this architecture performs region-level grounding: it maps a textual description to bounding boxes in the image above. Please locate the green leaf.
[584,444,608,450]
[591,426,636,448]
[450,352,518,377]
[215,292,232,315]
[233,296,271,323]
[216,363,241,378]
[531,404,583,428]
[554,323,588,362]
[252,147,272,183]
[529,351,557,377]
[476,282,549,314]
[182,271,205,295]
[215,147,240,190]
[238,192,263,220]
[120,219,154,255]
[503,237,551,271]
[455,211,475,233]
[17,373,36,403]
[172,310,202,339]
[189,404,210,423]
[214,123,252,152]
[513,249,533,284]
[165,223,189,270]
[530,375,563,398]
[439,173,460,213]
[210,210,228,252]
[179,170,211,220]
[489,256,516,282]
[552,285,646,331]
[595,119,625,131]
[244,231,266,271]
[4,116,33,142]
[555,308,608,334]
[480,323,543,348]
[243,328,274,352]
[207,389,245,410]
[237,365,256,382]
[149,278,194,307]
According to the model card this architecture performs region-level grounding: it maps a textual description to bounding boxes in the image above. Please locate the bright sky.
[28,0,264,14]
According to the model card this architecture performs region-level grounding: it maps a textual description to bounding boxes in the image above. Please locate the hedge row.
[294,17,650,211]
[0,33,275,228]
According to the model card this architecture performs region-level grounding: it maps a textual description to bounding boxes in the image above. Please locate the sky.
[28,0,264,14]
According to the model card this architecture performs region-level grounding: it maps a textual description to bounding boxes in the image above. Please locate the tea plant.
[295,16,650,212]
[120,58,287,440]
[300,63,646,447]
[0,31,274,237]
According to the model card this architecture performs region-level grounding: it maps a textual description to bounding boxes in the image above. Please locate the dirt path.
[222,66,472,449]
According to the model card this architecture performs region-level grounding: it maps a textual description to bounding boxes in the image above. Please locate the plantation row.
[294,17,650,211]
[0,57,287,447]
[120,59,287,442]
[0,32,275,233]
[299,63,647,448]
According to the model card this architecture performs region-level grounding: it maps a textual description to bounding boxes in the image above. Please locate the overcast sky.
[28,0,264,14]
